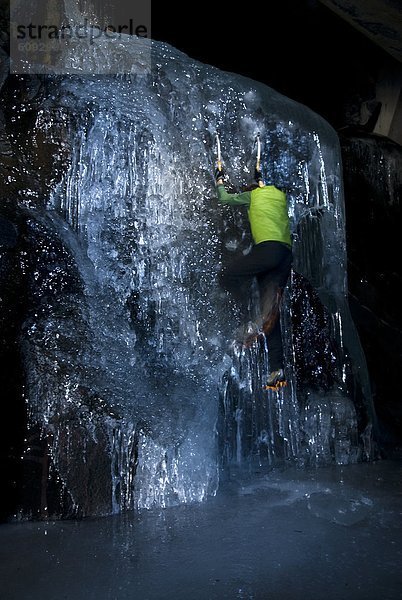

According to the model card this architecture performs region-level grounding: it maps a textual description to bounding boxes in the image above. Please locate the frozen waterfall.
[1,31,377,517]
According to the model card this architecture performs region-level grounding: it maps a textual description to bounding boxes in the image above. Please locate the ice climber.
[215,165,292,390]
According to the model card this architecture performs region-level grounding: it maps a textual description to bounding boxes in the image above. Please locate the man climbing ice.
[215,156,292,391]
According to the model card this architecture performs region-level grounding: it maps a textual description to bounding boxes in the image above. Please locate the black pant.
[219,241,292,371]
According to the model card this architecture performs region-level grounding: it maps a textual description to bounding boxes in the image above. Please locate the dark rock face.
[340,132,402,447]
[0,222,26,522]
[317,0,402,65]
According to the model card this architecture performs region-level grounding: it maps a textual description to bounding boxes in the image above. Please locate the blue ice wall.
[1,33,377,516]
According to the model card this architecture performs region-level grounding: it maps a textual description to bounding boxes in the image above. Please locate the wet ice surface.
[9,35,376,512]
[1,459,402,600]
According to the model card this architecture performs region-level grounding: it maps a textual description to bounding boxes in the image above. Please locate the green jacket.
[217,184,292,247]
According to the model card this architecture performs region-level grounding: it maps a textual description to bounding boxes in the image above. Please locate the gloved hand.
[215,166,225,183]
[254,168,263,183]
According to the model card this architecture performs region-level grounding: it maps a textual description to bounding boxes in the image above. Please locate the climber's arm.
[216,184,251,206]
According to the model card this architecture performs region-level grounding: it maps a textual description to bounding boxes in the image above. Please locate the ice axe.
[215,131,224,182]
[255,132,264,186]
[255,132,261,172]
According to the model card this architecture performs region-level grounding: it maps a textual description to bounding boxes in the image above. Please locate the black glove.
[254,168,263,183]
[215,167,225,183]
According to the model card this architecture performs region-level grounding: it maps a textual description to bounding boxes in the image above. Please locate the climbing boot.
[264,368,287,391]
